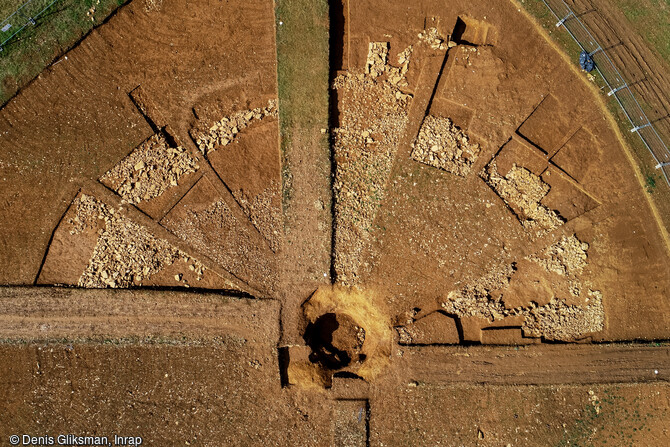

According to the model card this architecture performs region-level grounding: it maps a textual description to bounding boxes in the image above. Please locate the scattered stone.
[236,182,282,252]
[69,195,207,288]
[439,236,603,341]
[418,27,449,50]
[331,42,414,285]
[532,235,589,276]
[481,161,563,232]
[521,291,604,340]
[100,133,198,205]
[388,45,413,87]
[441,264,513,321]
[411,115,480,176]
[144,0,163,12]
[193,99,278,155]
[163,195,278,293]
[588,390,601,414]
[365,42,389,78]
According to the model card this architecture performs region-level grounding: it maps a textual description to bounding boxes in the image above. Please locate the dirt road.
[394,344,670,385]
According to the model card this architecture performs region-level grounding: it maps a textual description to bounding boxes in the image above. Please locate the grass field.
[614,0,670,64]
[275,0,329,136]
[0,0,27,21]
[0,0,129,106]
[274,0,330,208]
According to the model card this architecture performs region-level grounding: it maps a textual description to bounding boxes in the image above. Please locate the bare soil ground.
[372,381,670,446]
[0,336,667,446]
[274,0,333,345]
[524,0,670,242]
[0,287,668,445]
[0,287,278,342]
[0,343,334,447]
[0,0,279,287]
[333,0,670,343]
[0,0,669,444]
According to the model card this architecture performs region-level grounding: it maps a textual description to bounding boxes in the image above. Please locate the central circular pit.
[304,312,366,370]
[298,285,392,384]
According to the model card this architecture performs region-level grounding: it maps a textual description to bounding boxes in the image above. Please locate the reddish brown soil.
[0,287,279,342]
[0,344,334,446]
[0,336,667,446]
[1,285,669,445]
[0,0,278,285]
[371,381,670,446]
[1,0,670,444]
[339,0,670,342]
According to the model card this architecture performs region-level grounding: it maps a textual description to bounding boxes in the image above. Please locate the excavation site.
[0,0,669,445]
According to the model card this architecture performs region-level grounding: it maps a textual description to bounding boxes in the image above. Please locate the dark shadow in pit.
[329,0,346,75]
[304,312,352,370]
[328,1,348,283]
[332,371,364,380]
[328,0,346,129]
[451,17,470,45]
[278,346,290,387]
